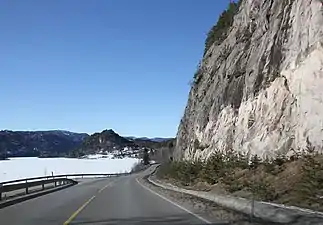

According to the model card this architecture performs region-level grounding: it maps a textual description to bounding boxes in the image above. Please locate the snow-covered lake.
[0,156,140,182]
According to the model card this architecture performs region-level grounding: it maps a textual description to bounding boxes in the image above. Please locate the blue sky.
[0,0,230,137]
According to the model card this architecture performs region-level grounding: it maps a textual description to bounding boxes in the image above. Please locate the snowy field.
[0,155,140,182]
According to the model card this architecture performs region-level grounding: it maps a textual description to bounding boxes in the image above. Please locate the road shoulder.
[136,166,276,225]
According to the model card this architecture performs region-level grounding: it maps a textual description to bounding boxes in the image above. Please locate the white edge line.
[136,178,212,224]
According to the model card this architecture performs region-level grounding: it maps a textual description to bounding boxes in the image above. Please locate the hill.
[0,130,88,158]
[71,129,136,157]
[71,129,175,159]
[126,136,173,143]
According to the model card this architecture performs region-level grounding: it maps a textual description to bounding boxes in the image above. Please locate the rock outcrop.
[175,0,323,160]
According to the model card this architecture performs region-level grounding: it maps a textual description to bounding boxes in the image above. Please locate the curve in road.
[0,173,210,225]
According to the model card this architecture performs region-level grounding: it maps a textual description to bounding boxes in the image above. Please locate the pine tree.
[295,153,323,206]
[204,1,240,55]
[249,154,261,170]
[142,148,150,165]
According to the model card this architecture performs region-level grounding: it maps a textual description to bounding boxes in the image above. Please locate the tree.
[143,148,150,165]
[249,154,261,170]
[204,2,240,55]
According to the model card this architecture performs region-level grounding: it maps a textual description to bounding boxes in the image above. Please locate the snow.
[0,157,140,182]
[82,154,114,159]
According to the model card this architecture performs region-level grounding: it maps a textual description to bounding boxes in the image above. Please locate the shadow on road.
[70,215,218,224]
[69,214,276,225]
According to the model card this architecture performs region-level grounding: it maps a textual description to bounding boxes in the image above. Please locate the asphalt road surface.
[0,173,210,225]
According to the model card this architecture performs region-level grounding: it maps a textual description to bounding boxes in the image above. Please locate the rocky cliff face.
[176,0,323,160]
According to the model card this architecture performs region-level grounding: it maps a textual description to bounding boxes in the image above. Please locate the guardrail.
[0,172,129,201]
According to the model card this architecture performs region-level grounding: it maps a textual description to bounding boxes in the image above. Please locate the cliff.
[175,0,323,160]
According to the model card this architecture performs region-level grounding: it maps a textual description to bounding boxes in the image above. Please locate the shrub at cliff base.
[156,146,323,212]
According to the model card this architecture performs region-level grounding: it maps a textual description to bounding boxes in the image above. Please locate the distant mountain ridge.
[72,130,175,157]
[0,130,89,158]
[125,136,173,143]
[0,129,175,159]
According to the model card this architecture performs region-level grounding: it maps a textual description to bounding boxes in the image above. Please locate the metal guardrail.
[0,172,129,201]
[0,173,129,185]
[0,178,76,201]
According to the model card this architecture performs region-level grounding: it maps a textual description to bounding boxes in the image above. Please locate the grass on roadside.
[156,145,323,212]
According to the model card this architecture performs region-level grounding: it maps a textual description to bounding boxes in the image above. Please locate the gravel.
[138,175,278,225]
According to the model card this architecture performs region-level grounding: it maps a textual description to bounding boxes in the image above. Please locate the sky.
[0,0,231,137]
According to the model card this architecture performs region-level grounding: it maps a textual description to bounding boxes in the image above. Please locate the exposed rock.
[175,0,323,160]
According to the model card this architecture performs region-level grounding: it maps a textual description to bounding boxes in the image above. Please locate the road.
[0,172,209,225]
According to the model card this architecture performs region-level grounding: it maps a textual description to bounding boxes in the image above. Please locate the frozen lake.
[0,156,140,182]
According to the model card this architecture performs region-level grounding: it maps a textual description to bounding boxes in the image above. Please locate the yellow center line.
[98,183,112,193]
[63,195,96,225]
[63,182,113,225]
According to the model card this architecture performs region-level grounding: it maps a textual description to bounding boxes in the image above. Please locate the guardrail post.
[25,180,28,194]
[0,184,2,201]
[54,180,57,187]
[42,181,45,190]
